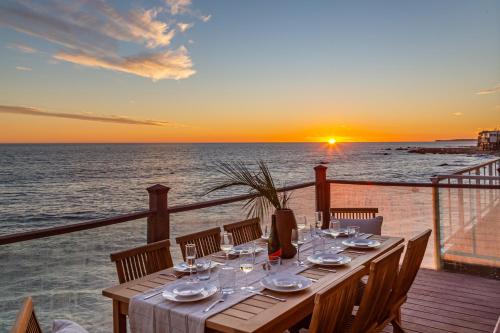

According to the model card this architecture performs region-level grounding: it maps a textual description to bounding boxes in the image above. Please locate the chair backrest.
[330,207,379,219]
[339,216,383,235]
[350,244,404,333]
[110,239,174,283]
[175,226,221,260]
[223,218,262,245]
[391,229,432,304]
[308,266,366,333]
[10,297,42,333]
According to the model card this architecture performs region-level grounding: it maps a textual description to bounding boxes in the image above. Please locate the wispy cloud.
[452,112,463,116]
[0,105,169,127]
[165,0,192,15]
[201,15,211,22]
[54,46,195,81]
[177,22,193,32]
[7,43,38,54]
[0,0,206,81]
[15,66,32,71]
[476,83,500,95]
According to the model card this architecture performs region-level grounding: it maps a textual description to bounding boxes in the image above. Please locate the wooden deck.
[381,268,500,333]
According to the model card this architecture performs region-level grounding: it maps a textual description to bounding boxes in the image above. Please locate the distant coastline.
[435,139,475,142]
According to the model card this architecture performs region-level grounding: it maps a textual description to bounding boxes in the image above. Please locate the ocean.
[0,141,495,332]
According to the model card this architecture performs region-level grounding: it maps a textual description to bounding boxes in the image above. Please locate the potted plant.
[207,160,297,258]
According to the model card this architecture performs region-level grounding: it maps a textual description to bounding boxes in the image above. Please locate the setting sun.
[328,138,337,144]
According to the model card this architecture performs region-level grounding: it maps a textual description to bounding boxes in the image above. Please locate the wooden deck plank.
[387,268,500,333]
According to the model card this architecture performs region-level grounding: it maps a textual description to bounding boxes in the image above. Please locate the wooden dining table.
[102,234,404,333]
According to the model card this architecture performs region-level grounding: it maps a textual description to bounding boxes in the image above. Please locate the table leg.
[113,300,127,333]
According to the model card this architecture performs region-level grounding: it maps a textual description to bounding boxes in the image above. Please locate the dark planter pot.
[274,209,297,259]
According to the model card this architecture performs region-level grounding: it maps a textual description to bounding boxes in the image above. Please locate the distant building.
[477,130,500,150]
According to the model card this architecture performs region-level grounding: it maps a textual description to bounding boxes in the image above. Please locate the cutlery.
[144,288,165,300]
[343,250,366,255]
[159,272,183,279]
[248,290,286,302]
[306,277,318,282]
[203,293,228,312]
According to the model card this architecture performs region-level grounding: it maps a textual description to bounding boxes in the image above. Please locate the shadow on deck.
[382,268,500,333]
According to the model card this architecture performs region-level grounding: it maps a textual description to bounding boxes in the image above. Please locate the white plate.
[174,261,218,273]
[171,282,205,297]
[342,239,381,249]
[261,274,312,293]
[321,228,350,237]
[308,253,352,266]
[162,282,218,302]
[231,245,265,255]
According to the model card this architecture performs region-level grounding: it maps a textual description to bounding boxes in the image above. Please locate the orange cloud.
[54,46,195,81]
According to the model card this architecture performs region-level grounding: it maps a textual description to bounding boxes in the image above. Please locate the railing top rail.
[434,174,500,180]
[0,210,152,246]
[452,158,500,175]
[328,178,500,189]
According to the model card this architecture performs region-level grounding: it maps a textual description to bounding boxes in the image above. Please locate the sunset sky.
[0,0,499,143]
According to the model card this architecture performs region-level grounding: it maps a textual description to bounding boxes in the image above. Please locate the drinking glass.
[329,219,341,250]
[312,234,324,254]
[219,265,236,294]
[185,244,197,280]
[196,259,211,281]
[297,216,307,231]
[314,211,323,230]
[239,250,255,291]
[220,232,234,262]
[266,256,281,275]
[348,226,360,239]
[291,228,306,266]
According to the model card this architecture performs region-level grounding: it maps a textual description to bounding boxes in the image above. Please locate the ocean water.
[0,142,495,332]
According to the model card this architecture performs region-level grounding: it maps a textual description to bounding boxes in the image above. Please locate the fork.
[203,293,228,312]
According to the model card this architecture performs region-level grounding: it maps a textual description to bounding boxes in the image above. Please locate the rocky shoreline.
[401,146,499,156]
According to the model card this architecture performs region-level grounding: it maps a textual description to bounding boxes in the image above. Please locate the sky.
[0,0,499,143]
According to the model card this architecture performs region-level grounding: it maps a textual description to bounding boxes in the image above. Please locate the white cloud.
[0,1,197,81]
[201,14,211,22]
[165,0,192,15]
[15,66,32,71]
[452,112,463,116]
[7,43,38,54]
[54,46,195,81]
[476,84,500,95]
[177,22,193,32]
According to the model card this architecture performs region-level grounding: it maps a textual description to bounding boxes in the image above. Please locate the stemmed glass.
[239,247,255,291]
[329,218,341,251]
[185,244,197,281]
[291,228,306,266]
[220,232,234,262]
[314,211,323,230]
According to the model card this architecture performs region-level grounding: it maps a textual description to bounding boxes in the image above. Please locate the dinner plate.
[342,238,381,249]
[162,282,218,302]
[321,228,350,237]
[231,244,265,254]
[261,274,312,293]
[174,261,218,273]
[307,253,352,266]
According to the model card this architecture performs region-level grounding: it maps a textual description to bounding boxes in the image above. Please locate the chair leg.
[391,308,405,333]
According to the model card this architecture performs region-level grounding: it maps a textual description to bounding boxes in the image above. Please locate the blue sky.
[0,0,499,142]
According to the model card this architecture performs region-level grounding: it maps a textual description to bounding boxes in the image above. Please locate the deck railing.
[0,158,498,332]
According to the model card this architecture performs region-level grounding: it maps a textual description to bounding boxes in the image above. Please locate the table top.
[103,234,404,333]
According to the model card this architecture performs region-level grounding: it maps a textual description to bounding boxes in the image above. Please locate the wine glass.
[291,228,305,266]
[329,218,341,251]
[297,215,307,231]
[185,244,197,280]
[220,232,234,262]
[239,248,255,291]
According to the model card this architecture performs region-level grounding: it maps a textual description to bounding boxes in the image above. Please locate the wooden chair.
[175,226,221,260]
[10,297,42,333]
[330,207,379,219]
[110,240,174,284]
[348,244,405,333]
[308,266,366,333]
[223,218,262,245]
[379,229,432,332]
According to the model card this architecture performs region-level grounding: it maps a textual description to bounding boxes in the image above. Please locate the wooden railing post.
[147,184,170,243]
[431,177,442,270]
[314,165,330,229]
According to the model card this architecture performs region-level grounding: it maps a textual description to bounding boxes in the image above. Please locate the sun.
[328,138,336,144]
